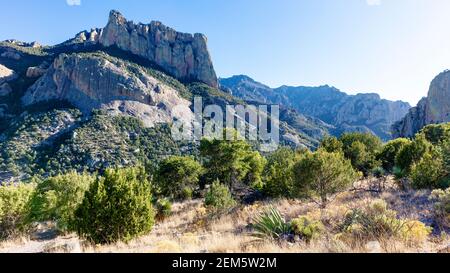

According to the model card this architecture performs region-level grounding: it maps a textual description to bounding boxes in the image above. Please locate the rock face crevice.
[393,70,450,138]
[85,10,218,88]
[22,52,193,127]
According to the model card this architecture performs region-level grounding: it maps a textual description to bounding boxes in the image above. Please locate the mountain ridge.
[220,75,411,140]
[70,10,219,88]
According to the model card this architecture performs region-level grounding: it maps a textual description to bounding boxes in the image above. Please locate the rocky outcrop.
[22,52,193,127]
[392,98,427,138]
[26,63,48,78]
[72,28,102,45]
[84,10,218,88]
[0,64,16,96]
[0,64,15,82]
[221,75,411,140]
[393,70,450,138]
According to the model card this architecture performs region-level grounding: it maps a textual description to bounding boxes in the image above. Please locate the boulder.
[42,239,82,253]
[0,64,16,82]
[27,66,47,78]
[26,66,47,78]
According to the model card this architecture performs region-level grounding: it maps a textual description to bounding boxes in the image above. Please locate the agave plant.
[252,207,291,240]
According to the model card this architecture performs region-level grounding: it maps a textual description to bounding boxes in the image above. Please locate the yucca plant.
[252,207,291,240]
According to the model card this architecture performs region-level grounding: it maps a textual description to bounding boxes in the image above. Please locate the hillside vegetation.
[0,10,449,254]
[1,127,449,253]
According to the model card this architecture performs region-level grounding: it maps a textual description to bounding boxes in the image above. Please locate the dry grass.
[1,177,449,253]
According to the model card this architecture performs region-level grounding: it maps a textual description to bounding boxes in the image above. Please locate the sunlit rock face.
[97,10,218,88]
[22,52,193,128]
[393,70,450,138]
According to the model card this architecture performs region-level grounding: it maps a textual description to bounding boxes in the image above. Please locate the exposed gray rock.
[22,52,193,128]
[393,70,450,138]
[30,41,42,48]
[0,64,16,82]
[365,241,382,253]
[72,28,102,45]
[0,64,16,96]
[26,66,47,78]
[392,98,427,138]
[97,10,218,87]
[43,239,82,253]
[1,39,42,48]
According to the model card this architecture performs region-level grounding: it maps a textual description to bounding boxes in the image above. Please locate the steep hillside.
[22,51,193,127]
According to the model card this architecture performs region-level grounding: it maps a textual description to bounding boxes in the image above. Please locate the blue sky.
[2,0,450,105]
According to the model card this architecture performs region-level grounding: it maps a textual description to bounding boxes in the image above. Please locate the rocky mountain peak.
[108,9,127,25]
[97,10,218,88]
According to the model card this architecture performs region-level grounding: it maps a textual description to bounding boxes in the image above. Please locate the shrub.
[395,134,431,176]
[155,198,172,221]
[262,147,298,198]
[292,149,358,208]
[181,187,194,200]
[377,138,412,172]
[393,166,408,181]
[204,180,236,212]
[252,207,291,240]
[419,123,450,145]
[440,139,450,178]
[200,129,266,189]
[291,216,325,242]
[410,150,445,189]
[339,200,431,246]
[74,167,155,244]
[27,172,94,232]
[156,156,203,200]
[339,133,382,176]
[372,166,386,178]
[0,183,35,239]
[319,136,343,153]
[401,220,433,245]
[429,188,450,230]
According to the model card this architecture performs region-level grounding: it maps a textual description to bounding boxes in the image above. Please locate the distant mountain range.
[220,75,411,141]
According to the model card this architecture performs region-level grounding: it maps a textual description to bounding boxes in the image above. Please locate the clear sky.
[1,0,450,105]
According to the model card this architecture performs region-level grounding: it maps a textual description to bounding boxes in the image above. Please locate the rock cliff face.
[0,64,15,82]
[26,62,49,78]
[393,70,450,138]
[0,64,16,97]
[75,10,218,88]
[22,52,193,127]
[221,75,411,140]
